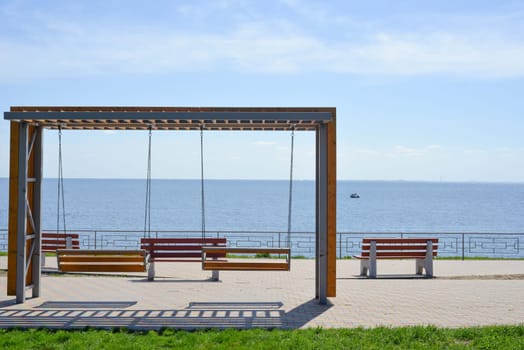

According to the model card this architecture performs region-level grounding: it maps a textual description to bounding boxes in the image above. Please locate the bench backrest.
[42,233,80,252]
[140,238,227,262]
[361,238,438,258]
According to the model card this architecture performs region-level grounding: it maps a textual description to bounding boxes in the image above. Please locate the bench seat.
[56,249,148,273]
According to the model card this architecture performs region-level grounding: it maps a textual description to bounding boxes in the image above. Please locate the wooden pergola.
[4,106,337,304]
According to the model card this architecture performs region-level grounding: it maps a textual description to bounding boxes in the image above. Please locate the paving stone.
[0,258,523,329]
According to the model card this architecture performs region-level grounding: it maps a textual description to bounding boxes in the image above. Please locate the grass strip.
[0,325,522,349]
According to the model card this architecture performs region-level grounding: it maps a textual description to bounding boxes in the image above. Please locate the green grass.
[0,325,522,349]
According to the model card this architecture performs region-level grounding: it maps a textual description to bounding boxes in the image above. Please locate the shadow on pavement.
[0,298,331,330]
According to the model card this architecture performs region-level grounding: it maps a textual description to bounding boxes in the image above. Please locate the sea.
[1,179,523,257]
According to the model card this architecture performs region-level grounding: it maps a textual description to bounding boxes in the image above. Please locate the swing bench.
[52,126,149,274]
[56,249,148,273]
[198,125,295,272]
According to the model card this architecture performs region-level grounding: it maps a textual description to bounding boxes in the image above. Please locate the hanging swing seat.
[56,249,148,273]
[202,247,290,271]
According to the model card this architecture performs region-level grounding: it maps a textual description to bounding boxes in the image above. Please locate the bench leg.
[147,261,155,281]
[41,254,46,267]
[211,270,219,281]
[415,259,434,277]
[425,241,434,277]
[425,257,433,277]
[369,241,377,278]
[360,260,369,276]
[416,259,424,275]
[369,258,377,278]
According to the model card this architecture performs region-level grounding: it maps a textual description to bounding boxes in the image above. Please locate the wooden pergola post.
[315,116,336,304]
[8,121,43,302]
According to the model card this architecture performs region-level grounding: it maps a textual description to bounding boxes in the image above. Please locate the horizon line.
[0,177,522,185]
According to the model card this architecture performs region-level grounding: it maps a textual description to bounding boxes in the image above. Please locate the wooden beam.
[327,114,336,297]
[7,122,19,295]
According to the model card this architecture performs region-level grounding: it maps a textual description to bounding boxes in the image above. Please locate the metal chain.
[56,126,67,235]
[143,126,152,238]
[287,126,295,249]
[200,125,206,240]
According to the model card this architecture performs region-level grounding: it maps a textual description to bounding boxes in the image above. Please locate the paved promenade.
[0,258,523,329]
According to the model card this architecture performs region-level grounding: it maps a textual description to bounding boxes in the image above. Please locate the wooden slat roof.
[4,106,335,131]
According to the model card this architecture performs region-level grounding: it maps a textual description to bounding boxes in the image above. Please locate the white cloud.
[254,141,277,146]
[355,148,381,156]
[1,4,524,82]
[351,144,443,158]
[393,145,442,157]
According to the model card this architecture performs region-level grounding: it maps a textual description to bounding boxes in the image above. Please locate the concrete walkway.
[0,258,523,329]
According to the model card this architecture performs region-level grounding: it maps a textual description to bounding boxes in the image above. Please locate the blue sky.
[0,0,523,181]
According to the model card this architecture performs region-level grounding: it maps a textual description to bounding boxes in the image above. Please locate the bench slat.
[151,252,225,259]
[153,258,228,262]
[202,247,291,255]
[359,251,437,258]
[59,264,146,273]
[59,256,146,263]
[141,245,225,251]
[42,233,80,239]
[203,261,289,271]
[354,255,436,260]
[42,239,80,244]
[362,238,438,244]
[141,238,226,244]
[361,244,438,251]
[58,249,146,256]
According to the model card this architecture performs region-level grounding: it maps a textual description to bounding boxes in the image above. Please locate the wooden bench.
[140,238,227,281]
[202,247,290,271]
[353,238,438,278]
[41,233,80,266]
[56,249,148,273]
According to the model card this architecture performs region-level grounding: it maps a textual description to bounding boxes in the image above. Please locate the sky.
[0,0,523,182]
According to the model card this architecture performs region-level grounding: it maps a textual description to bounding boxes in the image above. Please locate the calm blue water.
[1,178,523,233]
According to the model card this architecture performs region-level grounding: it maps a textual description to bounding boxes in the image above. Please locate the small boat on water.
[350,193,360,199]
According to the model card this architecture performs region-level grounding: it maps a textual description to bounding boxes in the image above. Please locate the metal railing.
[0,229,522,259]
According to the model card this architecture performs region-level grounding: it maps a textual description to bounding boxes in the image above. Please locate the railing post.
[462,233,465,261]
[94,231,97,250]
[338,232,342,258]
